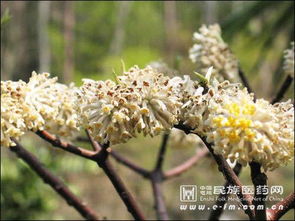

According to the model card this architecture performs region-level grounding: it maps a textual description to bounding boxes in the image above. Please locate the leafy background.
[1,1,294,220]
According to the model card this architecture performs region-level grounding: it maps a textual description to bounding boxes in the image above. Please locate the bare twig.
[271,75,293,104]
[86,133,146,220]
[164,148,209,180]
[154,133,170,170]
[36,130,97,160]
[151,171,169,220]
[250,162,268,220]
[9,139,100,220]
[110,151,150,178]
[79,132,150,178]
[208,163,242,220]
[239,68,254,95]
[150,133,170,220]
[267,192,295,221]
[175,123,255,219]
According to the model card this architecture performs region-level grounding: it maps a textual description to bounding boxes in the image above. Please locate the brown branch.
[9,139,100,220]
[175,123,255,219]
[239,68,254,95]
[151,171,169,220]
[163,148,209,180]
[199,136,255,220]
[271,75,293,104]
[250,162,268,220]
[110,151,150,178]
[208,163,242,220]
[84,131,150,178]
[154,133,170,170]
[150,133,170,220]
[267,192,295,221]
[36,130,97,160]
[86,133,146,220]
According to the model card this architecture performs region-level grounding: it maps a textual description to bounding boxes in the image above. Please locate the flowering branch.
[201,136,255,220]
[271,75,293,104]
[267,192,295,220]
[208,163,242,220]
[86,132,146,220]
[9,139,100,220]
[175,123,255,219]
[163,148,209,180]
[250,162,268,220]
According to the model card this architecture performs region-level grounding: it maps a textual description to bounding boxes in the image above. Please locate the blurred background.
[1,1,294,220]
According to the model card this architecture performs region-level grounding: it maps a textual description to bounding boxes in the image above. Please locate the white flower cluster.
[1,72,79,147]
[2,65,293,171]
[204,87,294,171]
[283,42,294,77]
[76,66,181,145]
[189,24,239,82]
[75,65,294,170]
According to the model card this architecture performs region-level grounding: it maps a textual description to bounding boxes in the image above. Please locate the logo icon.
[180,185,197,202]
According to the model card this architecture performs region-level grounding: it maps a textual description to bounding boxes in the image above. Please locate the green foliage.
[1,8,11,26]
[1,153,56,220]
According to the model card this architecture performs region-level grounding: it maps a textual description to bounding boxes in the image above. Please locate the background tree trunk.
[38,1,51,73]
[109,1,132,56]
[63,1,75,83]
[164,1,179,65]
[203,1,217,24]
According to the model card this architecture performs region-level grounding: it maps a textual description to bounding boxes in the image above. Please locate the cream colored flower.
[189,24,239,82]
[24,72,60,131]
[76,66,183,145]
[205,87,294,171]
[1,80,28,147]
[76,79,127,144]
[45,83,79,138]
[283,42,294,77]
[118,66,181,137]
[1,72,80,146]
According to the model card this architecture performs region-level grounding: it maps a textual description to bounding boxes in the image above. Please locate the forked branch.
[86,132,146,220]
[10,139,100,220]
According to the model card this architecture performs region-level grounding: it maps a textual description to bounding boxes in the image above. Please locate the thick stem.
[271,75,293,104]
[9,139,100,220]
[86,133,146,220]
[85,130,150,178]
[150,133,170,220]
[175,123,255,219]
[200,136,255,220]
[267,192,295,221]
[151,171,169,220]
[250,162,268,220]
[208,163,242,220]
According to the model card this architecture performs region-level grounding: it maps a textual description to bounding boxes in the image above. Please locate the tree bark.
[63,1,75,83]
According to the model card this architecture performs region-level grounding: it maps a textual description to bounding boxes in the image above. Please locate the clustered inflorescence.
[189,24,240,83]
[1,72,79,147]
[1,27,294,172]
